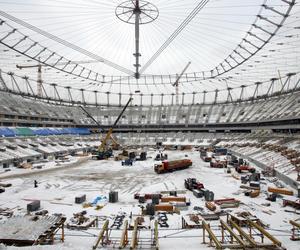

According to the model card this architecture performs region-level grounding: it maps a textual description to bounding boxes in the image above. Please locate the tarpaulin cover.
[0,127,91,136]
[0,127,16,137]
[14,127,34,136]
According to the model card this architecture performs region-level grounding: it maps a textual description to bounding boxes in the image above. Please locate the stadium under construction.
[0,1,300,249]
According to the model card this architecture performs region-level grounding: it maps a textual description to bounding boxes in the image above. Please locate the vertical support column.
[171,93,175,106]
[150,93,153,106]
[106,91,110,107]
[253,82,261,100]
[140,93,143,106]
[192,92,196,105]
[37,64,42,97]
[119,92,122,107]
[133,0,141,79]
[267,78,276,96]
[214,89,219,104]
[227,87,233,102]
[66,86,73,103]
[94,90,98,106]
[203,91,207,104]
[80,88,85,104]
[129,93,133,125]
[239,85,245,101]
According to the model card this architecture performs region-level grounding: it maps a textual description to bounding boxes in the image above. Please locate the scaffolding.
[202,218,284,249]
[93,219,159,249]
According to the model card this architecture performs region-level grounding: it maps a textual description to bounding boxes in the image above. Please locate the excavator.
[80,97,133,160]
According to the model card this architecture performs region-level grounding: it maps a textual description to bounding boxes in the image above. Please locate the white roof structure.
[0,0,299,105]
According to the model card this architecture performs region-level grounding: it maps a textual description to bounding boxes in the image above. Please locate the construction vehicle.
[184,178,204,191]
[235,164,256,173]
[200,149,213,162]
[228,154,238,166]
[214,147,227,155]
[136,151,147,161]
[154,159,192,174]
[81,98,133,160]
[121,158,133,166]
[155,153,168,161]
[235,159,255,173]
[210,156,227,168]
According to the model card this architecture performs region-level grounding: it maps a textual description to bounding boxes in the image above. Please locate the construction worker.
[34,180,38,188]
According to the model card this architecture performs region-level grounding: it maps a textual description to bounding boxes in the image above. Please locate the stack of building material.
[214,198,240,208]
[205,202,216,211]
[268,187,294,196]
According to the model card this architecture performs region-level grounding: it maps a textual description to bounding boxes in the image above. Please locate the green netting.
[15,127,34,136]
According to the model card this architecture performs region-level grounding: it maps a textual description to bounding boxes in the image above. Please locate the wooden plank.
[220,219,247,247]
[93,220,109,250]
[247,220,282,247]
[130,218,138,249]
[202,221,222,249]
[228,219,257,246]
[119,220,128,249]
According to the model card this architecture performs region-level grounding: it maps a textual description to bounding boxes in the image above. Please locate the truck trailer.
[154,159,192,174]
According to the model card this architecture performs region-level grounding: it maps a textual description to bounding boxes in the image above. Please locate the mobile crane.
[80,97,133,160]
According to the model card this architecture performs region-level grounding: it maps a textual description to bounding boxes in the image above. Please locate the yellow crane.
[80,97,133,160]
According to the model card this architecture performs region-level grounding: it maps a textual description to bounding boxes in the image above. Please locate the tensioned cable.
[140,0,210,74]
[0,10,134,75]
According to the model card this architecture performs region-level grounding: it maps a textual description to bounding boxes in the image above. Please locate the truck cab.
[154,163,164,173]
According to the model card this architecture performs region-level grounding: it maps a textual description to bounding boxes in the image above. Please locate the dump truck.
[154,159,192,174]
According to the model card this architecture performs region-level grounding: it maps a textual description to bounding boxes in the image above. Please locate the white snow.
[0,150,299,249]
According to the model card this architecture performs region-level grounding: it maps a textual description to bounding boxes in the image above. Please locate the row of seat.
[1,90,300,127]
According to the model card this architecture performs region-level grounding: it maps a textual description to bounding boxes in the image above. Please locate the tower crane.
[172,61,191,105]
[16,60,98,97]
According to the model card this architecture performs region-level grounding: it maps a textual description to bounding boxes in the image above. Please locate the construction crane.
[172,61,191,105]
[80,97,133,160]
[16,60,98,97]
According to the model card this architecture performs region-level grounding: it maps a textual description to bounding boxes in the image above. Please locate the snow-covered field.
[0,150,299,249]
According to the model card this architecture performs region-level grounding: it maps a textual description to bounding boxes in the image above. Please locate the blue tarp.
[0,127,16,137]
[33,128,53,136]
[0,127,91,137]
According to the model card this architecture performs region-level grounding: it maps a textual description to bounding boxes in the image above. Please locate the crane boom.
[113,97,133,128]
[79,98,133,159]
[99,97,132,151]
[172,62,191,87]
[79,106,103,132]
[172,61,191,105]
